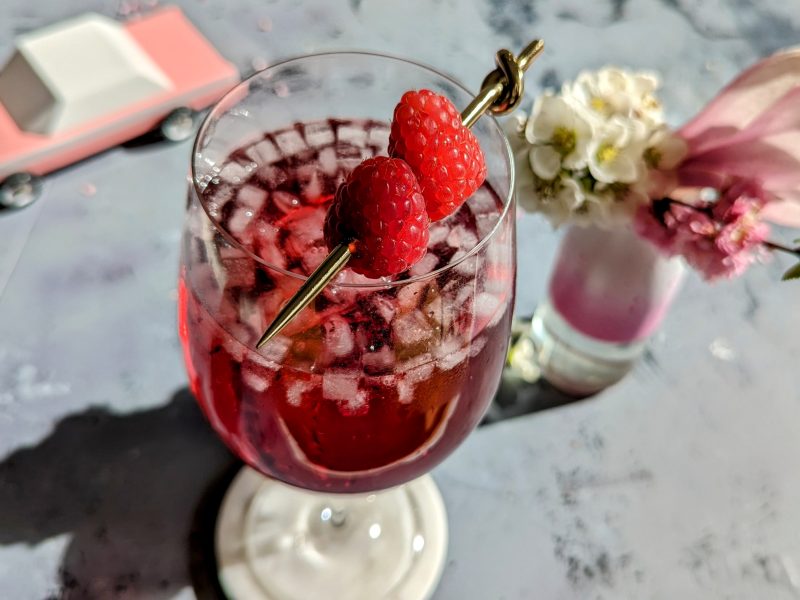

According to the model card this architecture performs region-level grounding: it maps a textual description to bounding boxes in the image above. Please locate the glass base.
[526,302,645,396]
[215,467,448,600]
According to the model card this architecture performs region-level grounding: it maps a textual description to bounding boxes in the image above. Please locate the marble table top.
[2,0,800,598]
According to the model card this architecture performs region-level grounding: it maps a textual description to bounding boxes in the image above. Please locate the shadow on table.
[0,375,581,598]
[482,370,587,426]
[0,388,235,599]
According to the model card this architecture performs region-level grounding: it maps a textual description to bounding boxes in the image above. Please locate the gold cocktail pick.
[256,39,544,349]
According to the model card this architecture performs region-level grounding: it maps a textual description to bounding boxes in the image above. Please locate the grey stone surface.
[1,0,800,598]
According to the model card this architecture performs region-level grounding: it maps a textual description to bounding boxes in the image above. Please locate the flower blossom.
[525,94,595,177]
[634,179,770,280]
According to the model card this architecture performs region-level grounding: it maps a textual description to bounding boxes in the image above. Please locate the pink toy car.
[0,6,239,209]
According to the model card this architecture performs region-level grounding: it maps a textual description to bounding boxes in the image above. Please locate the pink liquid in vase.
[530,225,684,395]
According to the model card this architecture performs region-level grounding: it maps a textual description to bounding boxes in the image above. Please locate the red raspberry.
[389,89,487,221]
[324,157,430,278]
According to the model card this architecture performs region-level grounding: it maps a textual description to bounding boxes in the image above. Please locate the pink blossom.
[676,48,800,226]
[635,179,770,280]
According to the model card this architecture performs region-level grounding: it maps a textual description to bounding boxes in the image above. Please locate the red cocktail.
[180,117,513,492]
[180,53,517,600]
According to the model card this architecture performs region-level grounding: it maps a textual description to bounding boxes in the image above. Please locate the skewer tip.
[256,242,353,348]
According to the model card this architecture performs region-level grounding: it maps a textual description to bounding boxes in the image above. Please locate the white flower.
[513,155,585,227]
[525,95,595,171]
[575,190,614,227]
[555,176,585,212]
[536,175,587,227]
[587,117,646,184]
[503,112,528,140]
[510,66,672,230]
[529,146,561,179]
[568,67,663,123]
[644,126,688,170]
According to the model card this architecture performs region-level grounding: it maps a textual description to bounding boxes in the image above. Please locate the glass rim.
[191,50,515,289]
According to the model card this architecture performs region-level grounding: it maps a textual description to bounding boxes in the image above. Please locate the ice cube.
[468,335,488,358]
[468,188,498,215]
[450,250,478,277]
[240,295,265,332]
[257,335,291,364]
[201,182,235,213]
[488,299,507,328]
[242,362,273,392]
[337,124,368,147]
[475,213,497,238]
[394,355,435,403]
[484,264,513,294]
[279,207,326,258]
[422,293,443,329]
[428,223,450,246]
[323,269,375,304]
[362,346,395,372]
[304,122,335,147]
[302,245,328,273]
[219,161,249,184]
[236,184,268,213]
[245,138,281,165]
[271,190,301,214]
[446,225,479,252]
[286,379,312,407]
[322,370,368,415]
[392,310,432,347]
[455,283,476,310]
[397,379,414,404]
[333,269,376,286]
[397,281,429,311]
[401,354,435,382]
[221,328,248,362]
[339,390,368,416]
[274,129,307,156]
[323,370,359,401]
[472,291,506,332]
[255,164,288,189]
[227,207,255,240]
[253,222,288,269]
[318,146,338,175]
[434,338,469,371]
[257,289,291,325]
[372,295,396,323]
[409,252,439,277]
[367,126,390,150]
[400,352,434,370]
[322,315,355,358]
[222,257,256,288]
[339,158,362,174]
[301,169,323,202]
[187,262,216,296]
[219,245,249,260]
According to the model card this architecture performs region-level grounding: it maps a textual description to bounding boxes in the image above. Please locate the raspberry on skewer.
[324,157,430,279]
[257,40,544,348]
[389,90,487,222]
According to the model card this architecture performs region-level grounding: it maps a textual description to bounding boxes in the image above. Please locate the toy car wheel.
[0,173,43,210]
[160,107,197,142]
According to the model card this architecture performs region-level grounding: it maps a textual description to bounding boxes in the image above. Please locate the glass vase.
[521,224,684,396]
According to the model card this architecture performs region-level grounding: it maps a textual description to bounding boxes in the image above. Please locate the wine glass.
[179,52,515,600]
